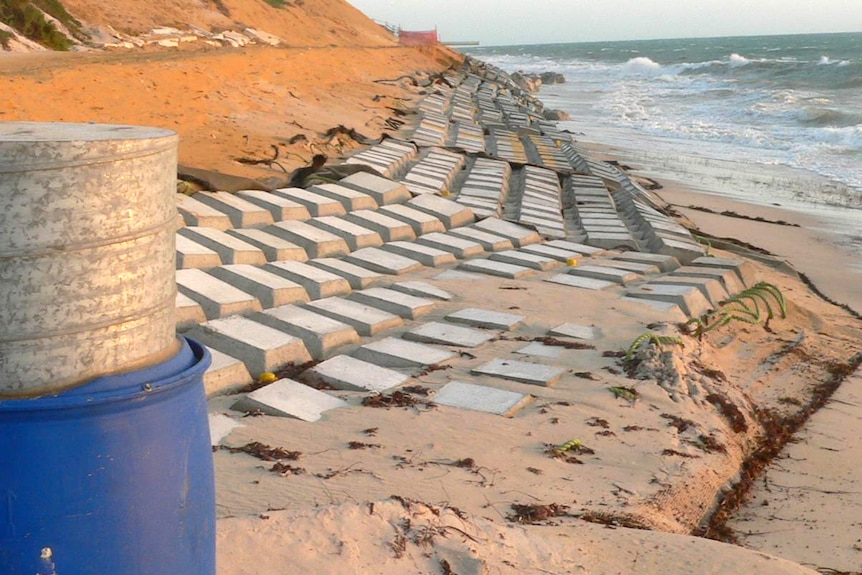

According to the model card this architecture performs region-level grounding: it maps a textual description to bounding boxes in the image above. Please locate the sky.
[346,0,862,46]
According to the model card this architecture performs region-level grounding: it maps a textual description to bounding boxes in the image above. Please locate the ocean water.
[464,33,862,210]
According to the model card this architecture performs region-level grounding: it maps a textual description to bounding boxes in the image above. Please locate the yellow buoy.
[566,257,578,267]
[258,372,278,384]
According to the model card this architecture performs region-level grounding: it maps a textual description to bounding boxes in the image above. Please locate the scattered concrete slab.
[379,204,446,235]
[225,228,308,262]
[382,241,458,267]
[348,287,436,319]
[445,307,525,330]
[567,264,641,286]
[691,256,758,287]
[188,315,312,376]
[471,358,565,386]
[625,284,713,317]
[447,227,514,251]
[176,234,222,269]
[235,189,311,221]
[390,281,453,301]
[265,220,350,259]
[515,342,563,359]
[407,194,475,229]
[253,304,359,360]
[488,250,560,271]
[302,355,409,392]
[263,261,352,300]
[305,297,403,336]
[176,292,207,329]
[208,413,244,446]
[344,247,424,275]
[337,172,412,205]
[403,321,495,348]
[176,268,262,319]
[544,274,616,291]
[204,348,252,396]
[177,195,232,230]
[458,259,536,279]
[433,381,532,417]
[433,270,485,281]
[548,323,599,340]
[193,191,274,228]
[309,183,378,211]
[308,257,383,289]
[353,337,455,368]
[343,210,417,242]
[272,187,347,217]
[473,218,542,247]
[232,378,347,422]
[178,227,267,266]
[208,264,310,309]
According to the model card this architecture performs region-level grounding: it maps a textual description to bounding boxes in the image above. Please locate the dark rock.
[543,109,571,121]
[540,71,566,84]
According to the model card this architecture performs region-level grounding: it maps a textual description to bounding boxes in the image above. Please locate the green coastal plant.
[683,281,787,338]
[0,0,73,50]
[626,332,685,362]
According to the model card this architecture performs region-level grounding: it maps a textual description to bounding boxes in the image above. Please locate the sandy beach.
[3,3,862,574]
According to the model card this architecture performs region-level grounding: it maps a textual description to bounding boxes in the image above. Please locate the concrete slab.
[567,264,641,286]
[272,187,347,217]
[337,172,412,205]
[176,234,222,269]
[473,218,542,247]
[390,281,453,301]
[208,264,309,309]
[188,315,312,376]
[309,183,378,211]
[447,227,514,251]
[515,342,563,359]
[265,220,350,259]
[433,381,532,417]
[548,323,600,340]
[305,297,403,336]
[445,307,524,330]
[193,191,274,228]
[433,270,485,281]
[302,355,409,392]
[208,413,244,446]
[343,247,423,275]
[343,210,417,242]
[225,228,308,262]
[176,292,206,329]
[403,321,495,348]
[253,304,359,360]
[488,250,560,271]
[378,204,446,235]
[263,261,352,300]
[545,239,606,255]
[458,259,536,279]
[204,348,252,397]
[176,268,262,319]
[308,257,383,289]
[176,195,232,230]
[382,241,458,267]
[232,378,347,422]
[414,232,485,258]
[353,337,455,368]
[544,274,616,291]
[691,256,758,287]
[178,227,267,266]
[348,287,436,319]
[407,194,475,229]
[307,216,383,250]
[471,358,565,387]
[612,252,680,273]
[625,284,713,317]
[235,190,311,221]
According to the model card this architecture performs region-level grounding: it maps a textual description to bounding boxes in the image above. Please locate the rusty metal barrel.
[0,122,180,397]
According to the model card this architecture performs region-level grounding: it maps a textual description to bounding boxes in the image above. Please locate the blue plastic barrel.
[0,336,214,574]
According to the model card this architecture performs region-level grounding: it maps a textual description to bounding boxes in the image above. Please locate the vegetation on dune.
[0,28,13,48]
[0,0,82,50]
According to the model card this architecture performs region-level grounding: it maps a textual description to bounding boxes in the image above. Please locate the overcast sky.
[347,0,862,46]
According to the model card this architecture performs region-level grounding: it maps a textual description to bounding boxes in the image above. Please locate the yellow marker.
[440,189,451,197]
[566,257,578,267]
[258,372,277,384]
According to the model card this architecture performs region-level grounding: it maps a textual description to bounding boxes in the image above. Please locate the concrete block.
[414,232,485,258]
[193,191,274,228]
[473,217,542,247]
[655,237,705,265]
[548,323,599,340]
[671,266,745,295]
[307,216,383,250]
[433,270,485,280]
[176,292,206,329]
[612,252,680,272]
[348,287,436,319]
[208,413,244,446]
[235,189,312,221]
[225,228,308,262]
[625,284,713,317]
[263,261,352,300]
[544,274,616,291]
[208,264,310,308]
[433,381,532,417]
[649,276,729,306]
[305,297,403,336]
[176,234,222,269]
[390,281,453,301]
[272,187,347,217]
[471,358,565,387]
[515,342,562,359]
[620,296,687,319]
[337,172,412,205]
[519,243,582,262]
[308,257,383,289]
[188,315,312,376]
[407,194,476,229]
[567,264,641,286]
[176,268,262,319]
[458,258,536,279]
[691,256,758,287]
[378,204,446,235]
[232,378,347,422]
[309,183,378,211]
[178,227,267,265]
[302,355,409,392]
[265,220,350,258]
[403,321,495,348]
[343,210,417,242]
[592,259,661,275]
[545,239,606,255]
[344,247,423,275]
[177,195,232,230]
[447,227,514,251]
[445,307,524,330]
[204,348,252,397]
[253,304,359,360]
[488,250,560,271]
[382,241,458,267]
[353,337,455,368]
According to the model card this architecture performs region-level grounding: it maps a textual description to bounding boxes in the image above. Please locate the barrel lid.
[0,122,175,142]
